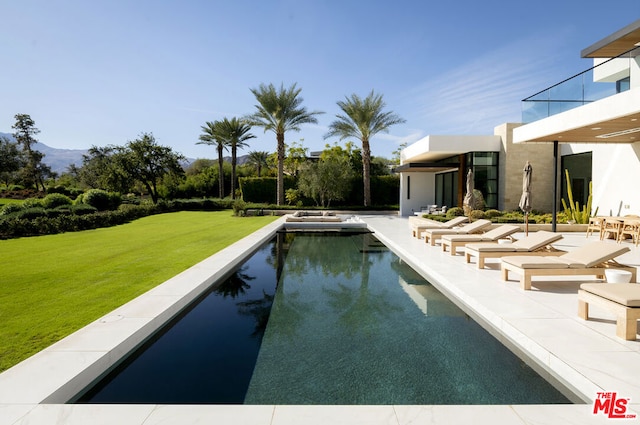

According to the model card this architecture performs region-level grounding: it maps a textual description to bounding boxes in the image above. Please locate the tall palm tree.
[247,83,323,205]
[217,117,256,199]
[247,150,270,177]
[324,90,405,207]
[197,120,228,198]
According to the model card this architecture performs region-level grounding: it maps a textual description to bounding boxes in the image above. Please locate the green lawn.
[0,211,278,372]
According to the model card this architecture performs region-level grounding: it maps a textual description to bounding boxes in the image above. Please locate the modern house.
[397,19,640,218]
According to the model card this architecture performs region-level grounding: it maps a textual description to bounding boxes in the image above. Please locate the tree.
[197,121,228,198]
[282,140,308,177]
[247,82,323,205]
[324,91,405,207]
[216,118,255,199]
[12,113,50,191]
[247,150,270,177]
[79,145,132,192]
[298,146,354,208]
[120,133,185,203]
[0,136,23,187]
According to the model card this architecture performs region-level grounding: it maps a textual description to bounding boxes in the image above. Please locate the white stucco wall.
[593,55,640,88]
[399,172,436,216]
[590,142,640,216]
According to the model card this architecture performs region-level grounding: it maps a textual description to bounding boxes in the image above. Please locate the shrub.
[0,203,23,216]
[446,207,464,218]
[22,198,44,209]
[17,207,47,220]
[43,193,72,209]
[232,199,247,216]
[71,204,98,215]
[484,209,502,219]
[83,189,121,211]
[470,210,486,220]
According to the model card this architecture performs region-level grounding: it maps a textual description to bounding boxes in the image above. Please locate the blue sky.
[1,1,638,162]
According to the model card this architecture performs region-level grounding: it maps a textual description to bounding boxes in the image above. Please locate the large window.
[561,152,592,210]
[466,152,499,210]
[435,171,458,208]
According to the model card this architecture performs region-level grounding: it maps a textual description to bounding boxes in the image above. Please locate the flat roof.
[581,19,640,58]
[401,135,501,163]
[514,88,640,144]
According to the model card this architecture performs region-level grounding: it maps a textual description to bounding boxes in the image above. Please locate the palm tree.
[247,83,323,205]
[197,121,228,198]
[324,90,405,207]
[217,118,256,199]
[247,150,270,177]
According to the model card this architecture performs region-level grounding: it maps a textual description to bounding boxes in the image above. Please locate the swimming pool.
[76,231,570,405]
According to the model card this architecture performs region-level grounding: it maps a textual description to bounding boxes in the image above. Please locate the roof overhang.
[393,162,459,173]
[514,88,640,144]
[581,19,640,58]
[401,135,501,163]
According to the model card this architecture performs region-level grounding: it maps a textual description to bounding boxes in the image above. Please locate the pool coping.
[1,215,638,424]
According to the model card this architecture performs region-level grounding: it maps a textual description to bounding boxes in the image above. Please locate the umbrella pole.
[525,212,529,236]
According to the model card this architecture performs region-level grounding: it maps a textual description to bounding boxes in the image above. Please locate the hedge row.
[0,198,240,239]
[239,175,399,206]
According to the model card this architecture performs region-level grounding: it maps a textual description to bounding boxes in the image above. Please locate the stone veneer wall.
[495,122,557,213]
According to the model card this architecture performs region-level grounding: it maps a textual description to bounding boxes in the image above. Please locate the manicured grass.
[0,211,278,372]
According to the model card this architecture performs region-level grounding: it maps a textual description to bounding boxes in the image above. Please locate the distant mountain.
[0,131,249,173]
[0,132,87,174]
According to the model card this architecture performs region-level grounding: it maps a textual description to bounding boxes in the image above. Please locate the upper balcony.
[521,47,638,124]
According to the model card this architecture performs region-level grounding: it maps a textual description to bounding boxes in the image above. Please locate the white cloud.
[406,33,570,135]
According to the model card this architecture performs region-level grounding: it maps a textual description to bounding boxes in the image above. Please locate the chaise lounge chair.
[411,216,468,239]
[578,283,640,340]
[441,224,520,255]
[423,219,492,246]
[465,230,564,269]
[501,241,636,290]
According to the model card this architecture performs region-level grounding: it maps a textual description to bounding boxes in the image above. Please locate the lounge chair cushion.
[501,256,583,269]
[510,231,563,251]
[502,242,631,269]
[467,243,519,252]
[425,219,491,236]
[557,243,630,268]
[466,230,562,252]
[580,283,640,307]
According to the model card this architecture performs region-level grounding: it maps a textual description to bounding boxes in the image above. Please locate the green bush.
[446,207,464,218]
[82,189,121,211]
[22,198,44,209]
[17,207,47,220]
[42,193,73,209]
[232,199,247,216]
[484,209,502,218]
[71,204,98,215]
[470,210,486,220]
[0,203,23,216]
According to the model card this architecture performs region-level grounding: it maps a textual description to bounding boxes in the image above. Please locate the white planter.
[604,269,633,283]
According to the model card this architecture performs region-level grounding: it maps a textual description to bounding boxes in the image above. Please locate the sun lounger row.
[414,220,639,339]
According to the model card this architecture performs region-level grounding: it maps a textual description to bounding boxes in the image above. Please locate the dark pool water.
[76,231,571,405]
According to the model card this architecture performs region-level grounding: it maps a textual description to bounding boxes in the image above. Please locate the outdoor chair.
[578,283,640,340]
[411,215,468,239]
[618,217,640,245]
[501,241,636,290]
[423,219,492,246]
[464,231,564,269]
[440,224,519,255]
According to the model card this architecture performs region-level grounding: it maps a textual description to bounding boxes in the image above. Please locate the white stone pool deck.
[1,214,639,424]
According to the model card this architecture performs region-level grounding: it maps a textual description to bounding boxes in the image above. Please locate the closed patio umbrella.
[519,161,533,235]
[463,169,476,220]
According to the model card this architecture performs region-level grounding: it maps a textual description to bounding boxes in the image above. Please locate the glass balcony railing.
[522,47,638,123]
